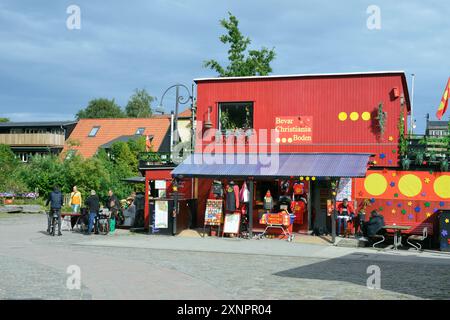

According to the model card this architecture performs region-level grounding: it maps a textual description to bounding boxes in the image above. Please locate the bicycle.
[48,209,59,236]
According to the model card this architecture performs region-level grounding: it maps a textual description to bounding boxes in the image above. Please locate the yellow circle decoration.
[364,173,388,196]
[288,138,293,143]
[306,177,310,181]
[312,177,316,181]
[338,112,348,121]
[350,112,359,121]
[281,138,287,143]
[434,176,450,199]
[300,177,304,181]
[361,112,371,121]
[276,138,281,143]
[398,174,422,197]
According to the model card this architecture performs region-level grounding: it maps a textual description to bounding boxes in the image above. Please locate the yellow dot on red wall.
[434,175,450,199]
[338,112,348,121]
[281,138,287,143]
[276,138,281,143]
[288,138,293,143]
[398,174,422,197]
[361,112,371,121]
[350,112,359,121]
[364,173,388,196]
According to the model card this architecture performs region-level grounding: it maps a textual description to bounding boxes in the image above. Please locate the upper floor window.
[88,126,100,137]
[135,128,145,135]
[218,102,254,132]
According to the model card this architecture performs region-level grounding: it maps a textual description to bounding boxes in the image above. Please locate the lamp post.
[156,83,194,158]
[156,84,194,235]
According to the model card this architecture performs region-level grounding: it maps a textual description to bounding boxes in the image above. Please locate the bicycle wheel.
[51,218,56,236]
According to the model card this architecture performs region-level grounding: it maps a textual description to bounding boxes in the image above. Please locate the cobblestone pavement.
[0,214,449,300]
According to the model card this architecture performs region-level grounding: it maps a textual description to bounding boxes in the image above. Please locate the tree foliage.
[0,137,145,205]
[204,12,276,77]
[0,118,9,123]
[125,89,154,118]
[76,98,125,119]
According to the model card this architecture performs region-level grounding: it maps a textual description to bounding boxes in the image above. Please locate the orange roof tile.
[63,118,171,158]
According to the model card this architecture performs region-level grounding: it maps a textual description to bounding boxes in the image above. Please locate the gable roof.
[63,118,170,158]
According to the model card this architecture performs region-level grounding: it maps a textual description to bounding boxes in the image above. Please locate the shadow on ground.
[274,252,450,299]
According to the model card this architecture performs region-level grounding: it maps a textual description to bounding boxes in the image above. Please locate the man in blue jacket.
[46,185,64,236]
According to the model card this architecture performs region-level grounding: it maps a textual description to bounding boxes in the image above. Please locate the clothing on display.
[212,180,224,198]
[239,181,250,203]
[225,181,240,212]
[263,190,274,212]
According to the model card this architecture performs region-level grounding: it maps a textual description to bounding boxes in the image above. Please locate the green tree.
[204,12,276,77]
[0,144,26,193]
[125,89,154,118]
[0,118,9,123]
[18,155,66,196]
[76,98,125,119]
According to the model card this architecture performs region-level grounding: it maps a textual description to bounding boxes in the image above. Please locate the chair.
[370,229,386,249]
[407,227,428,251]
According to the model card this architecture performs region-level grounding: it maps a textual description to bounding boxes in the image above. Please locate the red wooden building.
[170,71,449,242]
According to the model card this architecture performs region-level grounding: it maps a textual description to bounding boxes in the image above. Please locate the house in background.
[62,117,173,158]
[0,121,77,162]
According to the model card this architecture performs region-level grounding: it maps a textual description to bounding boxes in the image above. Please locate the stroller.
[95,208,111,235]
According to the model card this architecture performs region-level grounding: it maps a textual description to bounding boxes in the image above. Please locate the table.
[60,212,82,231]
[383,225,411,250]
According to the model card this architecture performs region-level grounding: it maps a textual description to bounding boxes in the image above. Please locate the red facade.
[195,72,411,167]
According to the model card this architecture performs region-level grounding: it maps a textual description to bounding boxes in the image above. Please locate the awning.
[171,153,371,179]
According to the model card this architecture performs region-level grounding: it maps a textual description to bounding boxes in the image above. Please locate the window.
[218,102,254,132]
[135,127,145,135]
[88,126,100,137]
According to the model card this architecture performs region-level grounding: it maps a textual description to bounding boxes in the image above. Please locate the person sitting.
[362,210,385,240]
[336,198,355,236]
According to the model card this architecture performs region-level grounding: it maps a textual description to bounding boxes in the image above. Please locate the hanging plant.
[376,102,387,138]
[398,108,408,156]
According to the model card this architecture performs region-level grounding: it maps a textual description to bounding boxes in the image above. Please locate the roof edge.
[194,71,406,83]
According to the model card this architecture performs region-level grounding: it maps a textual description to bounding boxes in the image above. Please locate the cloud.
[0,0,449,131]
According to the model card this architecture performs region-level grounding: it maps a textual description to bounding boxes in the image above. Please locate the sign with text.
[274,116,313,144]
[204,199,223,226]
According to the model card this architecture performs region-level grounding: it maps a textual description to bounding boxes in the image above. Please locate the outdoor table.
[60,212,82,231]
[383,225,411,250]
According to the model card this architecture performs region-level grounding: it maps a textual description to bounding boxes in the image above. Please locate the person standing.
[85,190,100,235]
[45,185,64,236]
[69,186,82,213]
[107,189,120,226]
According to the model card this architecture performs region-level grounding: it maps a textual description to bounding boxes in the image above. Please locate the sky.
[0,0,449,133]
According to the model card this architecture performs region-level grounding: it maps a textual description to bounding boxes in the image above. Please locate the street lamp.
[156,83,194,156]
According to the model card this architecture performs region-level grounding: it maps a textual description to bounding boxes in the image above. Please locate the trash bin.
[438,210,450,252]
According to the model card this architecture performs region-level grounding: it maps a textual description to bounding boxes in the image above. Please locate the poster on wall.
[204,199,223,226]
[155,180,166,190]
[274,116,313,144]
[154,200,168,229]
[223,213,241,235]
[336,177,352,201]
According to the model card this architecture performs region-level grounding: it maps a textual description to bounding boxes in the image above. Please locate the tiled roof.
[63,118,171,158]
[178,108,192,118]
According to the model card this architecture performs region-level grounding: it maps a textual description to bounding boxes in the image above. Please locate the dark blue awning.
[171,153,370,179]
